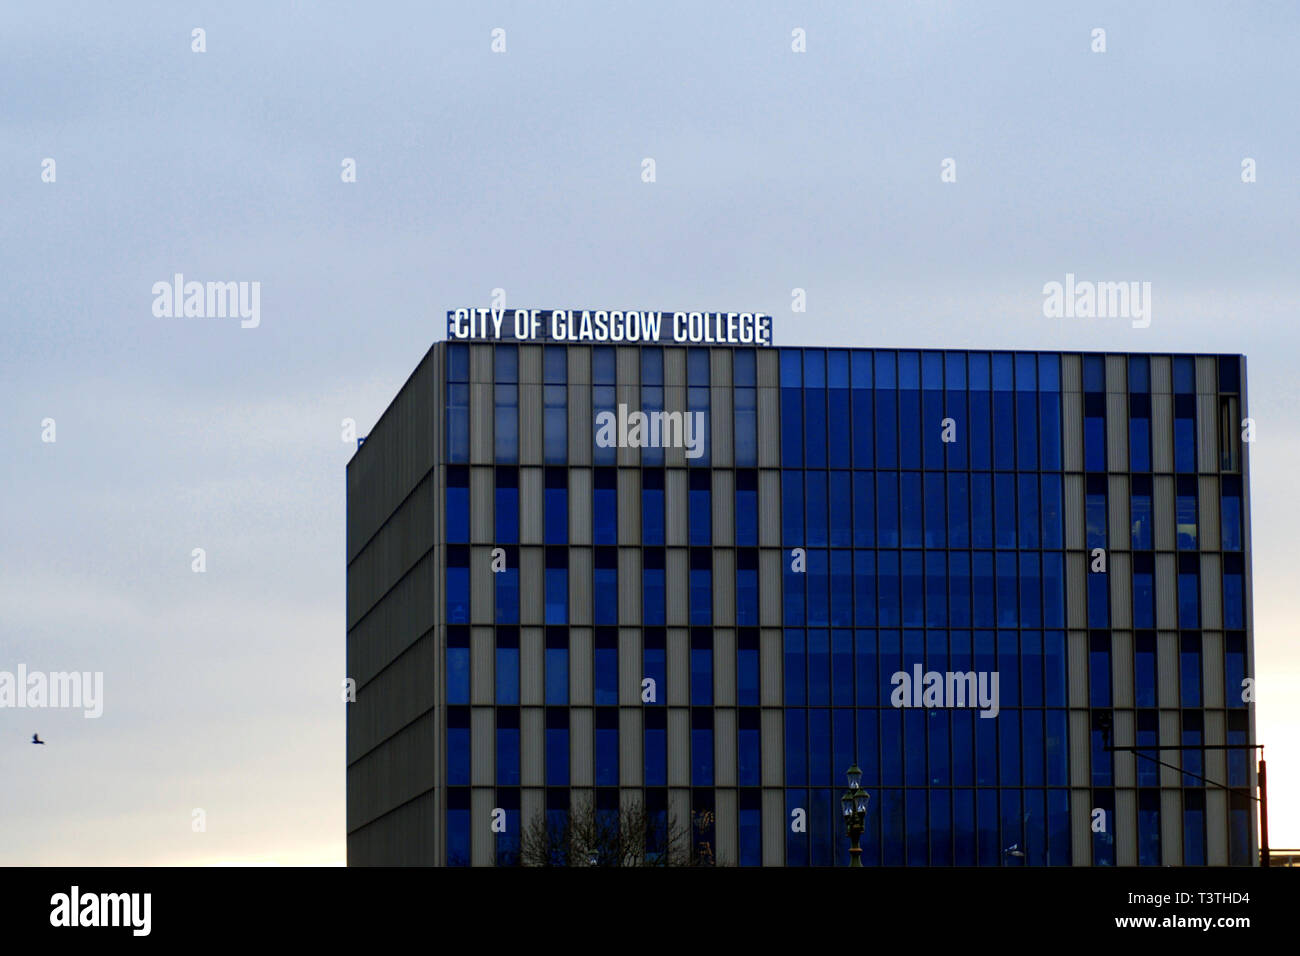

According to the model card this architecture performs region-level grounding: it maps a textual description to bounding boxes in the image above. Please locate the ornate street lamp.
[840,763,870,867]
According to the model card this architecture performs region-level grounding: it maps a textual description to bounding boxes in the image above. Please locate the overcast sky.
[3,1,1298,865]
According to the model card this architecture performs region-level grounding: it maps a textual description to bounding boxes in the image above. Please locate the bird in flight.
[31,733,45,745]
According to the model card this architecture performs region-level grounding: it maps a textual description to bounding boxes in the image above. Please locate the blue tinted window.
[807,630,830,705]
[1017,474,1039,548]
[853,383,874,468]
[688,348,710,386]
[1180,633,1202,707]
[972,553,994,626]
[995,474,1016,549]
[1185,712,1201,816]
[594,548,617,626]
[1043,553,1064,627]
[875,354,898,467]
[690,549,712,625]
[593,469,616,545]
[1138,789,1160,866]
[447,383,469,462]
[594,628,618,705]
[447,548,470,626]
[806,471,828,546]
[546,708,568,785]
[854,551,876,626]
[1224,553,1245,629]
[642,470,664,546]
[969,354,991,470]
[1089,633,1111,707]
[497,555,518,624]
[831,550,852,626]
[781,379,803,466]
[877,472,899,548]
[447,344,469,382]
[780,349,802,387]
[877,551,900,626]
[1130,393,1151,471]
[784,630,805,706]
[592,347,615,384]
[494,345,517,382]
[1131,475,1153,549]
[1183,791,1206,866]
[447,790,470,866]
[543,346,566,383]
[829,385,850,468]
[447,707,470,786]
[1040,474,1062,548]
[1221,475,1242,550]
[1084,393,1106,471]
[644,548,665,624]
[739,793,761,867]
[545,631,568,704]
[1218,355,1240,392]
[805,388,827,468]
[544,384,566,463]
[949,552,971,627]
[735,384,757,466]
[1176,477,1197,549]
[1178,554,1200,628]
[854,472,875,547]
[595,709,618,786]
[446,467,469,543]
[545,550,568,625]
[737,550,759,627]
[494,384,518,463]
[736,470,758,547]
[1174,393,1197,472]
[970,474,992,548]
[924,473,945,548]
[496,469,519,544]
[1133,554,1154,629]
[1135,633,1157,708]
[785,709,807,785]
[734,349,756,386]
[689,470,711,546]
[446,627,470,705]
[782,470,803,547]
[544,470,567,545]
[641,349,663,386]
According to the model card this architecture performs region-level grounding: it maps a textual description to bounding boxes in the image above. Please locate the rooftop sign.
[446,309,773,346]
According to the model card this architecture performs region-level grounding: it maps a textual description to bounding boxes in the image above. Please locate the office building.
[347,317,1255,865]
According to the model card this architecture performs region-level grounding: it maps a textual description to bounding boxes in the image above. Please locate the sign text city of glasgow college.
[447,309,774,346]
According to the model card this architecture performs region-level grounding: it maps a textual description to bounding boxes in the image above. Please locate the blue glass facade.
[424,342,1253,866]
